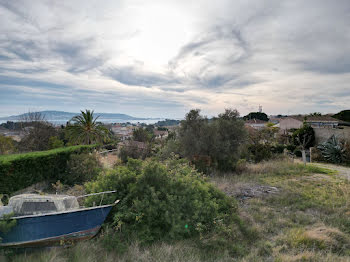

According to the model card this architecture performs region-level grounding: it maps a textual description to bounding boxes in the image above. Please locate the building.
[154,130,168,139]
[279,115,340,133]
[244,119,267,130]
[111,124,134,140]
[279,115,350,144]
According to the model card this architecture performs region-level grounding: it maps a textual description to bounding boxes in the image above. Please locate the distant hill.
[0,110,149,122]
[333,110,350,122]
[155,119,181,126]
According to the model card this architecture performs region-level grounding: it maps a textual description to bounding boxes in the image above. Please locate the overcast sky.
[0,0,349,118]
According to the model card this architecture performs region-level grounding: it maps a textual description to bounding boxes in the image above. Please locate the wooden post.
[302,150,306,165]
[309,147,313,163]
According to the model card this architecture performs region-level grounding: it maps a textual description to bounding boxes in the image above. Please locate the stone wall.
[314,127,350,144]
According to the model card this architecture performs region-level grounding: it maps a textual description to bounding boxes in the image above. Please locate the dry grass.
[211,159,350,261]
[7,241,233,262]
[98,153,119,169]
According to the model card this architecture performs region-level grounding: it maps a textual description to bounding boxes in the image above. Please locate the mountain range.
[0,111,151,122]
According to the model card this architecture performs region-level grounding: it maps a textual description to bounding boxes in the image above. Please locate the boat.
[0,191,118,248]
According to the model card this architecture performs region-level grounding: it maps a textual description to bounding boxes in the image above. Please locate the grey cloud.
[52,40,107,73]
[168,25,253,89]
[103,66,179,87]
[1,0,350,117]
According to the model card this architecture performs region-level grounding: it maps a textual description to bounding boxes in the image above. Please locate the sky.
[0,0,349,118]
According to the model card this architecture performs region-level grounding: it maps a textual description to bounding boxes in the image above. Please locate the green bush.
[271,144,286,154]
[65,153,102,185]
[248,144,272,162]
[294,149,302,157]
[286,144,296,152]
[48,136,64,149]
[85,159,241,244]
[317,135,347,164]
[0,145,95,194]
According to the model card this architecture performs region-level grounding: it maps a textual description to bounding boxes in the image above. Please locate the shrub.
[248,144,272,163]
[293,149,302,157]
[85,159,242,244]
[118,143,150,163]
[317,135,347,164]
[48,136,64,149]
[65,153,102,185]
[234,159,248,174]
[271,144,286,154]
[0,135,15,155]
[286,144,296,152]
[0,145,95,194]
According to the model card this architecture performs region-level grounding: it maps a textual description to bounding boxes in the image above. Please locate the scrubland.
[6,160,350,262]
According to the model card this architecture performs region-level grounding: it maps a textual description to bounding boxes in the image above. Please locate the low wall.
[314,127,350,144]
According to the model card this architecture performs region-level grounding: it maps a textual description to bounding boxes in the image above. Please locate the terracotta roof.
[154,130,168,136]
[289,115,339,123]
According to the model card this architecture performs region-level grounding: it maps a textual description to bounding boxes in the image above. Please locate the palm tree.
[66,110,110,145]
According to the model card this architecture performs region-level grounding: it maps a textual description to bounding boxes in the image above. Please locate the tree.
[309,112,322,116]
[333,110,350,122]
[65,110,110,145]
[292,124,315,164]
[178,109,247,171]
[178,109,209,158]
[247,125,278,162]
[18,121,58,152]
[0,135,15,154]
[133,128,153,142]
[243,112,269,121]
[211,109,247,170]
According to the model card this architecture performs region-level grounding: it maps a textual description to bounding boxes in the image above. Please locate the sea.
[0,118,165,126]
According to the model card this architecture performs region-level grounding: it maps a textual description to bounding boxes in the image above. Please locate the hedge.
[0,145,96,195]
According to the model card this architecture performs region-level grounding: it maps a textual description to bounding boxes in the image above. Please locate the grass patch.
[211,159,350,260]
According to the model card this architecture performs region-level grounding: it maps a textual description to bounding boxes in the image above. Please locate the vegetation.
[243,112,269,121]
[9,160,350,261]
[0,145,95,194]
[132,127,153,142]
[333,109,350,122]
[0,213,17,243]
[18,121,59,152]
[292,124,315,149]
[0,136,15,155]
[65,153,102,185]
[84,158,252,249]
[155,119,181,126]
[246,125,279,162]
[65,110,110,145]
[48,136,64,149]
[4,107,350,261]
[178,109,246,172]
[309,112,322,116]
[317,135,348,164]
[210,160,350,260]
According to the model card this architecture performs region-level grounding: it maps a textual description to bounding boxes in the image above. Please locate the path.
[312,162,350,180]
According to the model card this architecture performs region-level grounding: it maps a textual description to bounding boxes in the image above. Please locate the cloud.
[102,65,178,87]
[0,0,349,118]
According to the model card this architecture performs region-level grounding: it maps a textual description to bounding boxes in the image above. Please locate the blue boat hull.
[0,205,113,247]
